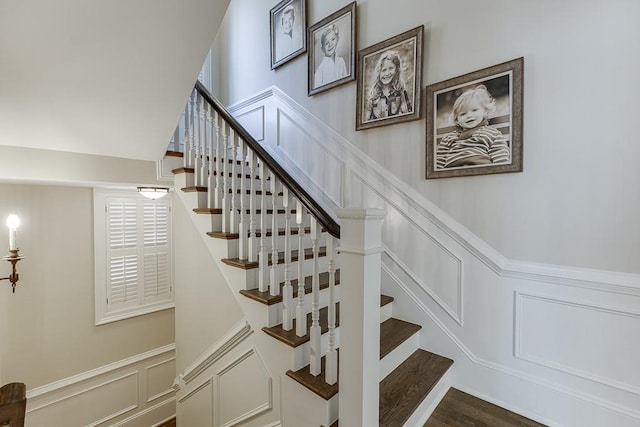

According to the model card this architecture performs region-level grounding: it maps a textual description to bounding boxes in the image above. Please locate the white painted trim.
[112,398,177,427]
[514,291,640,396]
[384,264,640,421]
[216,347,273,427]
[28,372,139,413]
[383,247,463,326]
[26,344,176,399]
[181,319,253,384]
[228,87,640,297]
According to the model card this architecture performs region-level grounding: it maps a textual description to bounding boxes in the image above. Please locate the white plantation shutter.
[96,191,173,323]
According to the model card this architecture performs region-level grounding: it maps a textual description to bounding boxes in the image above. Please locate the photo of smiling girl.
[366,50,412,120]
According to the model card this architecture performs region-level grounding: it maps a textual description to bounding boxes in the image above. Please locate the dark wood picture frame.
[270,0,307,70]
[307,2,356,96]
[356,26,423,131]
[426,57,524,179]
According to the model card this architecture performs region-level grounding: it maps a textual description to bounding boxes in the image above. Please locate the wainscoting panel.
[350,172,463,324]
[276,108,343,208]
[26,345,175,427]
[516,292,640,394]
[178,379,214,427]
[235,105,265,142]
[216,347,272,427]
[226,87,640,426]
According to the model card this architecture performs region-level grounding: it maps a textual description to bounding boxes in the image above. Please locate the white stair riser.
[293,327,341,371]
[379,332,419,381]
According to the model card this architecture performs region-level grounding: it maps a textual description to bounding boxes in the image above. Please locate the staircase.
[169,82,543,426]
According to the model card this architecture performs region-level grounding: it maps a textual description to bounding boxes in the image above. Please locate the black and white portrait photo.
[270,0,306,69]
[356,26,423,130]
[426,58,524,179]
[308,2,356,96]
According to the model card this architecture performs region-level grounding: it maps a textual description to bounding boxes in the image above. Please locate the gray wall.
[211,0,640,274]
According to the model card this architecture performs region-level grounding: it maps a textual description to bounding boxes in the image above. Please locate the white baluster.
[221,123,230,232]
[198,95,207,187]
[230,132,239,234]
[309,216,321,376]
[248,150,258,263]
[213,111,223,209]
[184,91,195,169]
[194,94,203,187]
[295,201,307,337]
[282,188,293,330]
[238,139,248,259]
[207,106,216,209]
[270,172,280,297]
[325,235,337,385]
[258,161,269,292]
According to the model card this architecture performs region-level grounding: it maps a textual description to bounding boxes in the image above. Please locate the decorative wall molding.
[181,319,253,384]
[227,86,640,297]
[227,87,640,423]
[27,344,175,399]
[26,344,176,426]
[216,347,273,427]
[515,291,640,396]
[384,264,640,421]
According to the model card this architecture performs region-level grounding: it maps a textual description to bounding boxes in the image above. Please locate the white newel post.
[336,208,385,427]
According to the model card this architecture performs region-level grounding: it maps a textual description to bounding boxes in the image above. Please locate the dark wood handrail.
[194,81,340,239]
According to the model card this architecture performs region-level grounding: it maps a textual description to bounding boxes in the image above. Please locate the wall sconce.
[137,187,170,200]
[2,215,23,293]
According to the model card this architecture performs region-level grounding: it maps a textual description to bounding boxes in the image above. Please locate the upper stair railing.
[171,81,384,425]
[175,81,340,382]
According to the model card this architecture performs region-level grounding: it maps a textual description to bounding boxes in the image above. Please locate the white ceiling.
[0,0,229,161]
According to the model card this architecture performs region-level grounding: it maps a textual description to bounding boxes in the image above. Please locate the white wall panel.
[216,348,272,426]
[516,292,640,394]
[235,106,266,142]
[276,108,343,208]
[26,346,175,427]
[178,380,214,427]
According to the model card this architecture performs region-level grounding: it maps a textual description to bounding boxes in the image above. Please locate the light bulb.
[6,214,19,230]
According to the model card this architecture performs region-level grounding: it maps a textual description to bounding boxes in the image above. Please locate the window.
[94,189,174,324]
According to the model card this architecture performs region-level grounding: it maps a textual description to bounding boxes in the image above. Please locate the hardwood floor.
[425,388,546,426]
[157,418,176,427]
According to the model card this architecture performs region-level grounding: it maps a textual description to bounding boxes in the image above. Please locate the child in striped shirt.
[436,85,510,170]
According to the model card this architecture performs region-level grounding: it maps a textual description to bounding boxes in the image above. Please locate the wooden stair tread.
[193,208,222,214]
[222,246,328,270]
[165,150,183,158]
[379,349,453,427]
[380,318,421,359]
[172,167,193,174]
[263,302,340,348]
[261,295,392,345]
[181,186,207,192]
[381,294,394,307]
[286,352,339,400]
[424,388,546,427]
[207,226,312,241]
[239,270,341,306]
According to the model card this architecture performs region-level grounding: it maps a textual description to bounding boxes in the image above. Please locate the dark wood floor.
[425,388,546,426]
[157,418,176,427]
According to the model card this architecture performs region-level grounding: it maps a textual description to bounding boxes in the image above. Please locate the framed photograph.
[426,57,524,179]
[270,0,307,70]
[307,2,356,96]
[356,26,423,131]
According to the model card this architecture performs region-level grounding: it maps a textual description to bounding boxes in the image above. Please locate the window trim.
[94,188,174,325]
